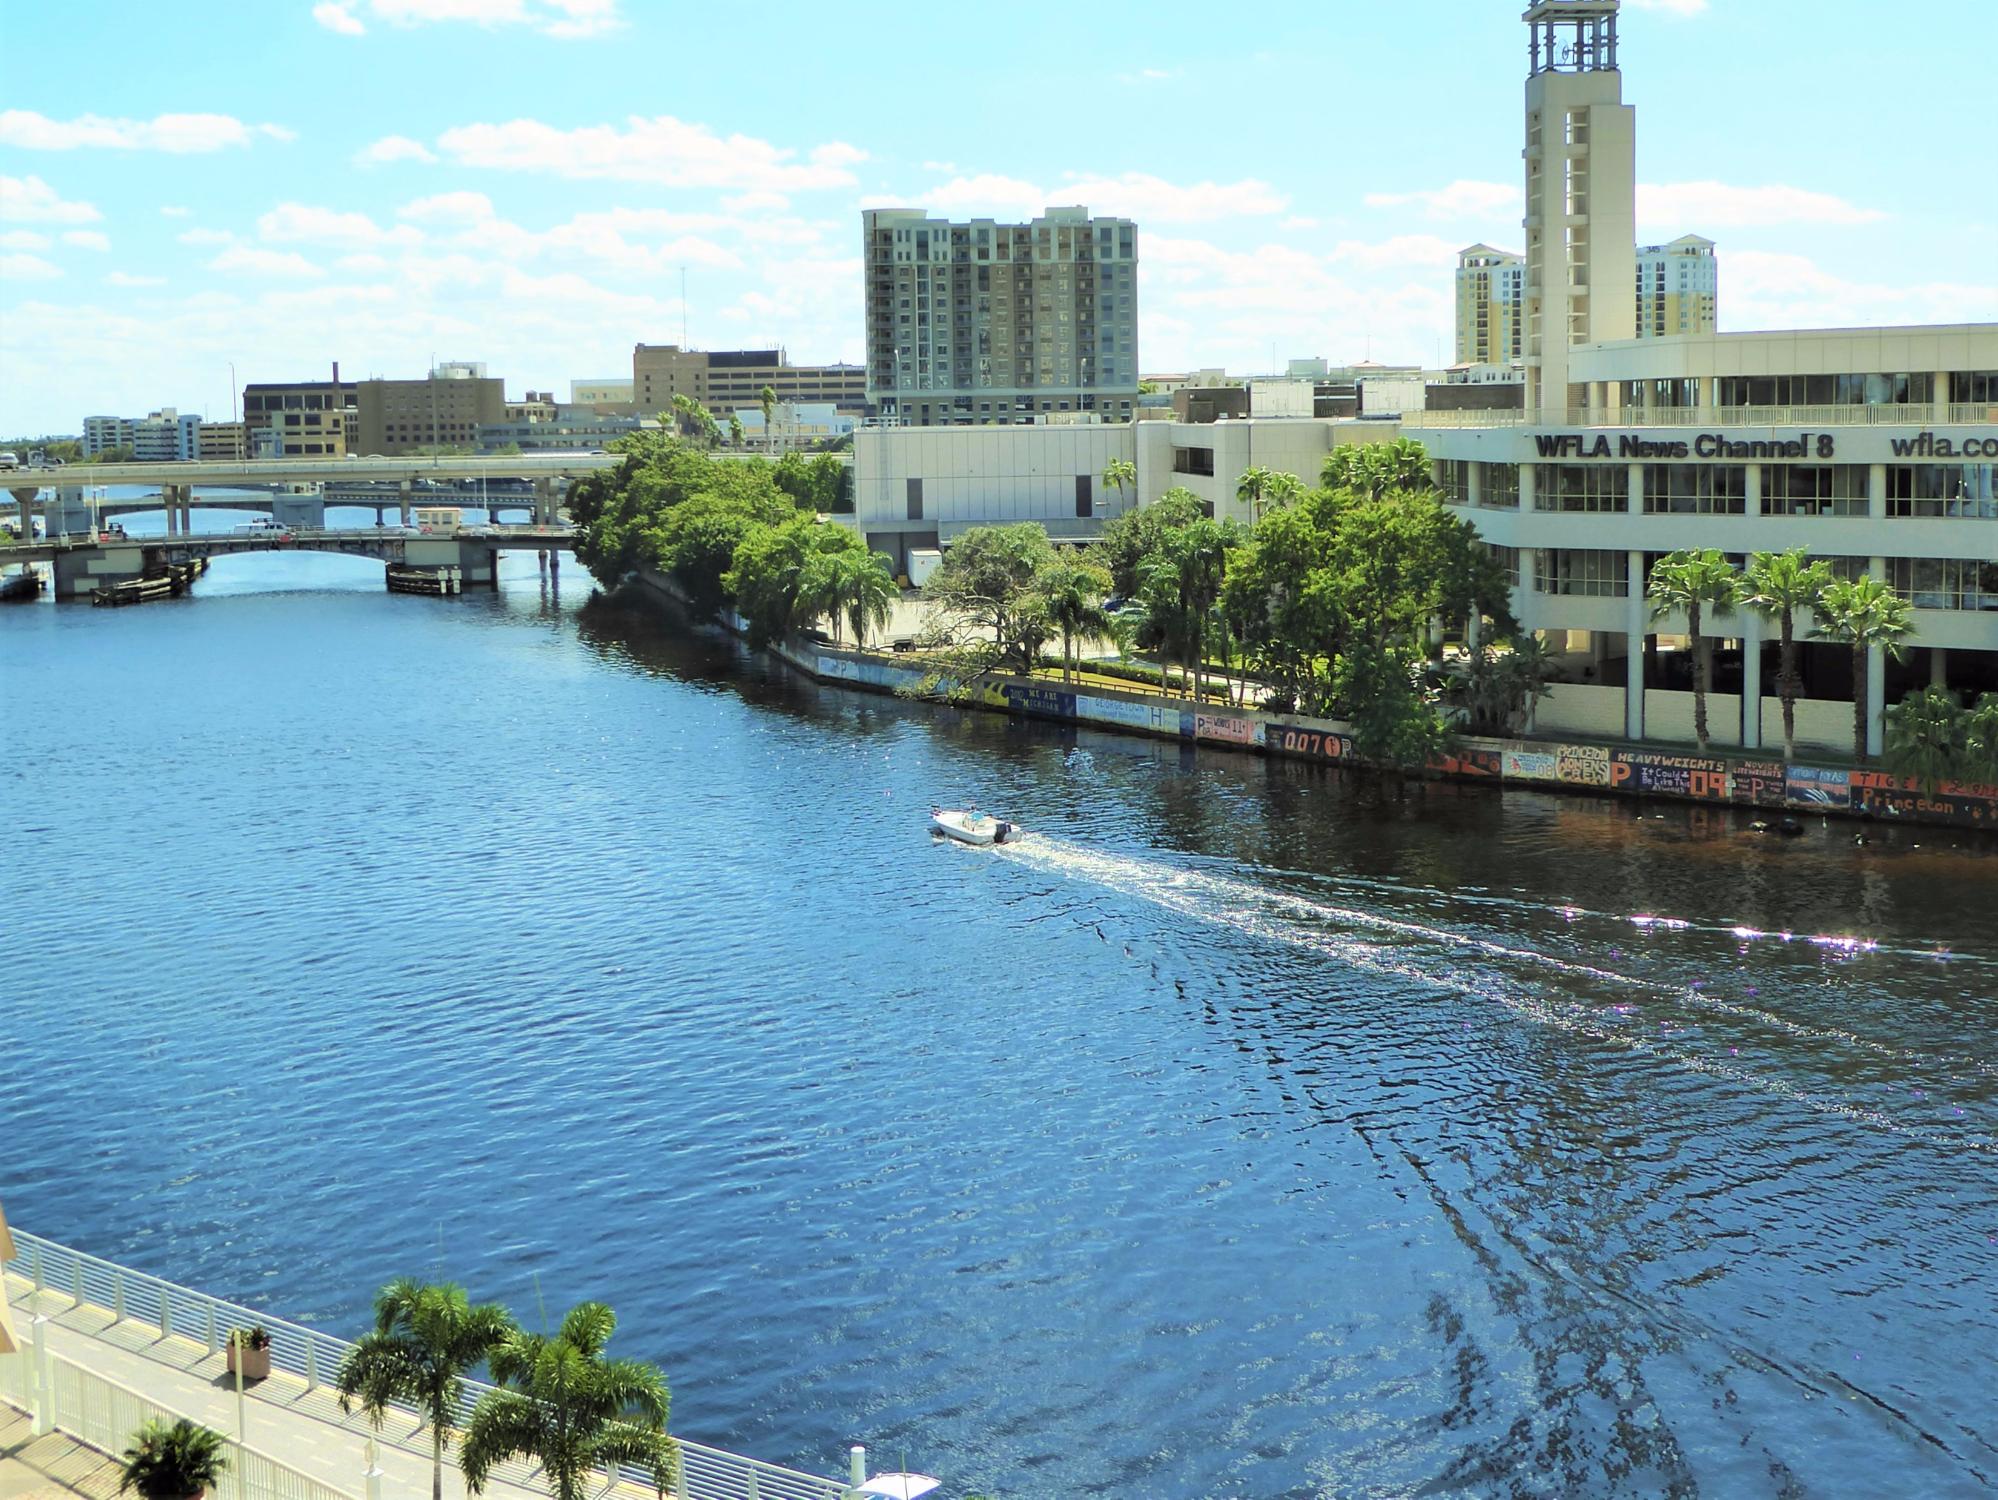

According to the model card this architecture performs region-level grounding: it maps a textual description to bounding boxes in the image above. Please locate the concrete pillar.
[1934,369,1950,422]
[1868,463,1888,520]
[1518,462,1536,512]
[1705,375,1722,412]
[161,484,176,537]
[1740,608,1763,749]
[398,481,412,528]
[1745,463,1763,517]
[1625,547,1647,742]
[1932,646,1948,687]
[1466,462,1483,509]
[1627,461,1643,515]
[1867,555,1888,759]
[12,485,32,541]
[534,477,555,526]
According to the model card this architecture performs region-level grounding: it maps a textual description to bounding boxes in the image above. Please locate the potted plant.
[117,1417,228,1500]
[226,1325,271,1381]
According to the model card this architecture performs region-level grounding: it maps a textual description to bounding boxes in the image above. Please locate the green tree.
[727,412,743,449]
[461,1302,672,1500]
[1101,457,1136,510]
[668,395,719,449]
[335,1280,516,1500]
[759,385,778,450]
[1032,552,1117,682]
[657,488,792,618]
[922,523,1057,676]
[1320,438,1434,501]
[1138,517,1236,698]
[1093,486,1204,599]
[1743,547,1836,761]
[800,545,897,647]
[116,1418,228,1500]
[1234,466,1278,520]
[1964,693,1998,785]
[1818,574,1915,764]
[725,516,864,648]
[1451,637,1556,737]
[1646,549,1743,752]
[1886,685,1964,794]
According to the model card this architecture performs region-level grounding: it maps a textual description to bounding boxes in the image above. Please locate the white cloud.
[313,2,366,33]
[723,191,789,214]
[325,0,622,38]
[1279,216,1320,231]
[107,271,168,287]
[355,134,438,167]
[160,204,193,218]
[257,202,423,248]
[1625,0,1707,14]
[400,115,866,191]
[1722,250,1998,330]
[917,171,1287,225]
[176,227,235,246]
[60,229,111,251]
[1637,180,1885,230]
[1329,234,1462,272]
[0,253,62,281]
[337,253,391,273]
[0,229,50,251]
[0,110,291,153]
[208,245,326,278]
[0,175,102,224]
[396,190,498,223]
[1364,179,1522,220]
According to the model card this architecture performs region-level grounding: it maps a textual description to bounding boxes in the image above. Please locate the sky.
[1,0,1994,435]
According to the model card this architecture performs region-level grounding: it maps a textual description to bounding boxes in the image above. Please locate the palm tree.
[1260,471,1305,512]
[1886,685,1963,794]
[1964,692,1998,785]
[1140,519,1234,699]
[727,412,743,449]
[1646,548,1743,751]
[117,1418,227,1500]
[1034,554,1116,682]
[759,384,778,452]
[1101,457,1136,512]
[1234,466,1276,520]
[336,1280,516,1500]
[461,1301,673,1500]
[1743,547,1835,761]
[804,549,897,648]
[1817,574,1915,764]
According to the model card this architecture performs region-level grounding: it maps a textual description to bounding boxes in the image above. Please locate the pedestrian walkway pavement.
[4,1273,623,1500]
[0,1408,117,1499]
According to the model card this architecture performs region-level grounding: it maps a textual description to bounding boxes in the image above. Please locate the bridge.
[5,453,619,538]
[3,523,578,599]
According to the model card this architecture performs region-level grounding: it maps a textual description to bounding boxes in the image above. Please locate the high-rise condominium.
[863,206,1139,426]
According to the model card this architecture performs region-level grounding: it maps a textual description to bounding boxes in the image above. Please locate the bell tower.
[1522,0,1636,417]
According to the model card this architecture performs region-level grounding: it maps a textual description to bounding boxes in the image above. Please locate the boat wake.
[989,834,1996,1152]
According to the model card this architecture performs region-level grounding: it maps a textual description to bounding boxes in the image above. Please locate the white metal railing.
[1401,403,1997,431]
[5,1230,851,1500]
[1,1328,354,1500]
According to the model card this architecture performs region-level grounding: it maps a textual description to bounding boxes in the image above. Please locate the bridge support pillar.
[398,482,413,529]
[160,483,175,537]
[9,485,32,543]
[534,477,556,526]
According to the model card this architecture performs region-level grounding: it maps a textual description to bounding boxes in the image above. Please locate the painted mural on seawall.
[804,644,1998,834]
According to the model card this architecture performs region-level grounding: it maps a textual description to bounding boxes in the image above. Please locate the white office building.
[81,408,202,461]
[1413,0,1997,758]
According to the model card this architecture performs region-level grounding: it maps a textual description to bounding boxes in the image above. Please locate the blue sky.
[2,0,1993,435]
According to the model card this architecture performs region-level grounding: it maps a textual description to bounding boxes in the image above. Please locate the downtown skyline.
[3,0,1995,434]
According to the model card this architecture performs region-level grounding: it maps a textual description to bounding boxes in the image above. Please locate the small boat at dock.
[930,808,1017,846]
[0,569,43,602]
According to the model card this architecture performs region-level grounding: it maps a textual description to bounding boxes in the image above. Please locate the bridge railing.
[6,1229,852,1500]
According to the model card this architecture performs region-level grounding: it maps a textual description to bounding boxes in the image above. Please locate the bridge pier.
[398,481,413,529]
[9,485,31,542]
[271,493,326,530]
[50,543,150,599]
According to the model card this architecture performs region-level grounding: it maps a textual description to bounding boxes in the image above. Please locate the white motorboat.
[930,808,1016,846]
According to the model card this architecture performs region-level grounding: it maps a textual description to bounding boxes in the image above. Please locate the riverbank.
[638,569,1998,835]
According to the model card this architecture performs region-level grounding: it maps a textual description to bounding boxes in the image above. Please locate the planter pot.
[226,1344,271,1381]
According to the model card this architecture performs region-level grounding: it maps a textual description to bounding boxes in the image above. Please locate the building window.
[1486,543,1521,588]
[1535,548,1628,597]
[1888,556,1998,611]
[1436,460,1471,505]
[906,478,923,521]
[1886,464,1998,518]
[1481,463,1520,509]
[1539,463,1627,512]
[1075,474,1093,518]
[1762,465,1868,517]
[1171,446,1215,477]
[1644,464,1746,515]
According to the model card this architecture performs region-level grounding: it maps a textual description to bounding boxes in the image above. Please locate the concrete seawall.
[635,571,1998,836]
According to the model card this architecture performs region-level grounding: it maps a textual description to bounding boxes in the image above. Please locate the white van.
[0,452,20,471]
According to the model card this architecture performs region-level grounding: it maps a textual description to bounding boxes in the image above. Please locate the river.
[3,504,1994,1498]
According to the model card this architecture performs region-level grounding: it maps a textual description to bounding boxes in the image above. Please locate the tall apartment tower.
[1521,0,1636,414]
[1636,234,1718,338]
[1454,245,1525,365]
[863,206,1139,426]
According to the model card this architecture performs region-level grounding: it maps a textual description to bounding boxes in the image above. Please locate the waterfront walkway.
[0,1409,115,1499]
[3,1266,848,1500]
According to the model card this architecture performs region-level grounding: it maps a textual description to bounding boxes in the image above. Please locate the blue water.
[3,514,1996,1497]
